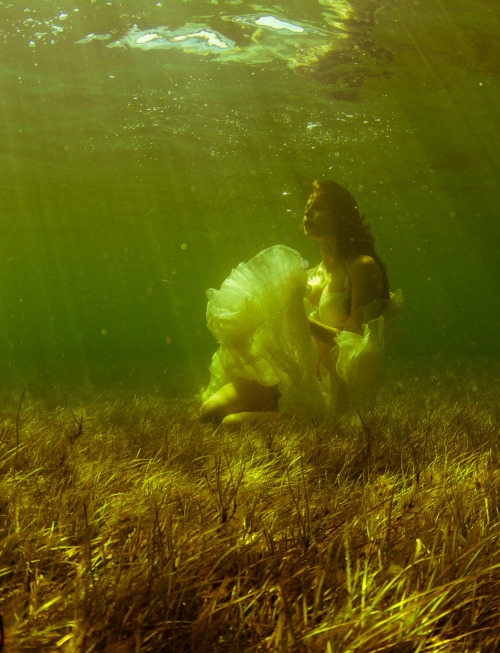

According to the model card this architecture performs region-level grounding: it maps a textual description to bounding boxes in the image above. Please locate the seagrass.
[0,364,498,652]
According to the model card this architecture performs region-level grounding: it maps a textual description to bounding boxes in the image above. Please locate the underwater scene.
[0,0,499,650]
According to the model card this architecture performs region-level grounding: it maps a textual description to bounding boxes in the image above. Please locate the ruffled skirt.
[203,245,402,420]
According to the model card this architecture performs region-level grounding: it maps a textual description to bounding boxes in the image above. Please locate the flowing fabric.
[203,245,402,420]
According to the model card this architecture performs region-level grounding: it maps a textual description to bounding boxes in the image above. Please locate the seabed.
[0,362,499,652]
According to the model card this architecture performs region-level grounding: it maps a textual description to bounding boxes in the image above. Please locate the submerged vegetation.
[0,364,499,652]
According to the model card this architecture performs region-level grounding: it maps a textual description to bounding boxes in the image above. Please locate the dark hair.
[312,180,389,299]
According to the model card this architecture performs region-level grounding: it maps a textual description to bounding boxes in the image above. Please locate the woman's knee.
[200,379,280,422]
[200,395,226,422]
[200,384,240,422]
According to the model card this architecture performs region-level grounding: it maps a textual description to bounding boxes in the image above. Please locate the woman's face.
[303,191,335,240]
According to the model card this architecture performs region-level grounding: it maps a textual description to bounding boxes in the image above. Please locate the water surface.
[1,0,498,393]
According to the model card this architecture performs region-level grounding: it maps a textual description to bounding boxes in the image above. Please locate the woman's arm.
[349,256,383,313]
[347,256,384,333]
[308,316,341,345]
[307,256,383,344]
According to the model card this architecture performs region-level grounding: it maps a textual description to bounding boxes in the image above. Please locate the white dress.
[203,244,402,421]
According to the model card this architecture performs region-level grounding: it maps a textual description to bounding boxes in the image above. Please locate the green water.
[1,0,499,394]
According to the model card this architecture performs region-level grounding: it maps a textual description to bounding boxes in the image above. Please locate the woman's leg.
[221,410,280,426]
[200,379,280,423]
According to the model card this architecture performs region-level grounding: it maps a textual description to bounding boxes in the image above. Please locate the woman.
[200,180,400,425]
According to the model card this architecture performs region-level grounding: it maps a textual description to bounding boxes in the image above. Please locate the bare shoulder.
[306,263,326,305]
[348,255,382,283]
[306,263,323,285]
[347,255,383,303]
[308,262,323,276]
